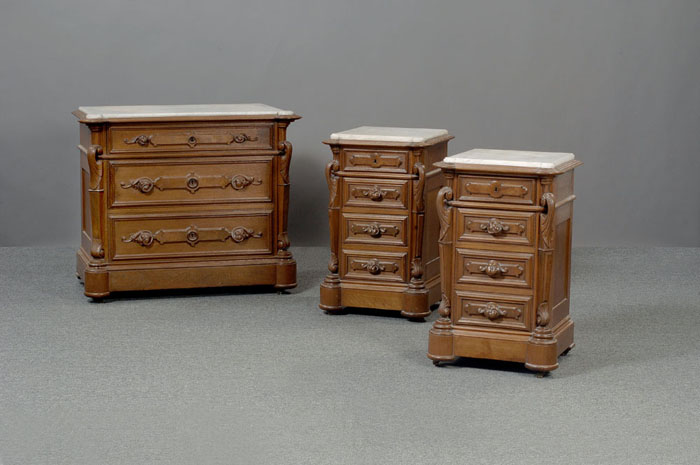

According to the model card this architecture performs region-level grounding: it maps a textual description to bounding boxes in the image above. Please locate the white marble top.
[443,149,575,169]
[76,104,295,120]
[330,126,449,144]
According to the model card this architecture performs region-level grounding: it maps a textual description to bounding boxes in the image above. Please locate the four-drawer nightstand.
[428,149,581,374]
[320,127,453,319]
[74,104,300,298]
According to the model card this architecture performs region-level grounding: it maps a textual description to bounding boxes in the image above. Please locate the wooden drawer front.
[343,178,409,210]
[342,148,408,173]
[343,213,408,247]
[111,159,272,207]
[454,290,531,331]
[457,248,534,289]
[112,211,272,260]
[110,124,272,153]
[457,175,536,205]
[457,209,536,247]
[341,250,407,283]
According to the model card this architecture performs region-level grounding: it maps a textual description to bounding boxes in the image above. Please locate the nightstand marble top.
[443,149,575,169]
[76,103,295,120]
[330,126,449,144]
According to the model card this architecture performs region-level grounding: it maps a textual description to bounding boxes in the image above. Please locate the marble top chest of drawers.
[428,149,581,374]
[74,104,300,298]
[320,127,453,319]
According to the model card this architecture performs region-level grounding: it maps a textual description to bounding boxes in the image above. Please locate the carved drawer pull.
[122,225,262,247]
[231,133,258,144]
[480,302,507,320]
[352,185,400,202]
[465,301,522,321]
[479,260,509,277]
[466,218,526,237]
[120,173,262,194]
[465,259,524,279]
[350,222,399,238]
[482,218,509,235]
[349,152,402,169]
[124,134,154,147]
[350,258,399,275]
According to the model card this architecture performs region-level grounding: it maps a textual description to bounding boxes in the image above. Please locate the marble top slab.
[75,104,295,121]
[443,149,575,169]
[330,126,449,144]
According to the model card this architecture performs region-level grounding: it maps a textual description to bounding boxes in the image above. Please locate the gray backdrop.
[1,0,698,247]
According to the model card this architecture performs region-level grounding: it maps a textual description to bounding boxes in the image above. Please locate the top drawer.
[109,123,273,154]
[341,148,409,173]
[457,175,536,205]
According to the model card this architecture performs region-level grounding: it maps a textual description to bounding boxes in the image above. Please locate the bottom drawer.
[111,211,272,260]
[340,250,407,283]
[454,290,532,331]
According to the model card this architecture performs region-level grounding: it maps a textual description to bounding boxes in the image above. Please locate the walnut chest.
[320,127,454,319]
[428,149,581,374]
[74,104,300,298]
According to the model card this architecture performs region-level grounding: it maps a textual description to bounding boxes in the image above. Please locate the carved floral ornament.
[350,222,399,238]
[350,258,399,275]
[465,301,522,321]
[120,173,262,194]
[122,225,262,247]
[352,185,400,202]
[123,132,258,148]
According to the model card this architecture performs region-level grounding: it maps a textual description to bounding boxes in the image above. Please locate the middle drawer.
[342,212,408,247]
[109,158,273,207]
[455,248,535,289]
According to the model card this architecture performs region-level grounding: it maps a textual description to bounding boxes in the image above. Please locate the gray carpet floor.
[1,246,699,465]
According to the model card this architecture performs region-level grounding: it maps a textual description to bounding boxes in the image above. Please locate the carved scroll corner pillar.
[433,185,455,329]
[278,140,293,185]
[413,162,426,212]
[408,162,426,291]
[87,144,105,258]
[324,158,341,279]
[276,140,293,256]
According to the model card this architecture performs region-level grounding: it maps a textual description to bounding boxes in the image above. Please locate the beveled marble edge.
[329,126,450,144]
[443,148,575,169]
[74,104,296,122]
[434,158,582,175]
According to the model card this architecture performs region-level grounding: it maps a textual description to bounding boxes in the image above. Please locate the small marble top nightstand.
[320,126,453,319]
[429,148,581,374]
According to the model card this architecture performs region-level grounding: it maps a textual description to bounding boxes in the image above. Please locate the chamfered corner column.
[402,161,430,319]
[525,183,559,374]
[428,176,456,365]
[319,150,342,312]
